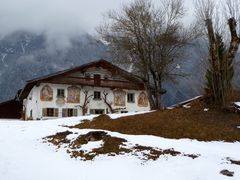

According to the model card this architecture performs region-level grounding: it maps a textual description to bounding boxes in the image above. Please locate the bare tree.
[102,90,127,113]
[102,90,114,113]
[194,0,240,107]
[98,0,190,109]
[79,90,93,115]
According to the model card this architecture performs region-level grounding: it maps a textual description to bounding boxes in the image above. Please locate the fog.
[0,0,135,36]
[0,0,195,47]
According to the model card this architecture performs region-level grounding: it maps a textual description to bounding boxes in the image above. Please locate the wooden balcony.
[44,76,144,90]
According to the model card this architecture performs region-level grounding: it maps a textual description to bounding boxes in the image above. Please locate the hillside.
[0,31,203,106]
[71,98,240,142]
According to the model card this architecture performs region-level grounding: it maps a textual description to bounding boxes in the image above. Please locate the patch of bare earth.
[226,157,240,165]
[70,98,240,142]
[43,131,199,161]
[44,130,73,148]
[220,169,234,177]
[230,160,240,165]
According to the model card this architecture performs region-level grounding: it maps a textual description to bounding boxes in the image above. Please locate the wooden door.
[94,74,101,86]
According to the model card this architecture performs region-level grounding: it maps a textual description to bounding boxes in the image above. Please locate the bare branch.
[102,90,114,113]
[79,90,93,115]
[194,0,215,21]
[98,0,190,109]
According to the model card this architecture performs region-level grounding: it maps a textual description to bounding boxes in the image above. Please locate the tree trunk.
[102,91,114,113]
[205,17,240,107]
[205,18,219,103]
[227,18,240,65]
[143,82,157,110]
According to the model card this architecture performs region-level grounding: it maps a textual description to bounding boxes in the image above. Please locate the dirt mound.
[70,98,240,142]
[44,131,199,161]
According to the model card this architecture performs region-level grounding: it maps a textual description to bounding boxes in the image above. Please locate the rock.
[220,169,234,177]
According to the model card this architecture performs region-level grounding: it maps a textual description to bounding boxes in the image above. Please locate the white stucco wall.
[24,83,150,120]
[24,86,40,120]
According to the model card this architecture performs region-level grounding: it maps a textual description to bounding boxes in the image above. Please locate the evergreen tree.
[205,34,234,107]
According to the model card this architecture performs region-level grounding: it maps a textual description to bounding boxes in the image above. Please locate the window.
[85,73,91,79]
[30,110,33,118]
[94,91,101,100]
[127,93,135,103]
[90,109,104,114]
[62,108,78,117]
[104,75,109,80]
[47,108,54,117]
[67,109,73,116]
[57,89,65,97]
[42,108,59,117]
[121,110,128,113]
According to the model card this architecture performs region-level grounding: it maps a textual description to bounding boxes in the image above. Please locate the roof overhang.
[18,59,144,101]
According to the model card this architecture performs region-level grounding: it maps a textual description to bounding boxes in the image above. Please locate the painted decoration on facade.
[40,85,53,101]
[113,89,126,106]
[137,92,148,107]
[56,97,66,107]
[67,86,80,103]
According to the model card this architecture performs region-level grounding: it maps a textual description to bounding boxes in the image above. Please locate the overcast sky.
[0,0,195,42]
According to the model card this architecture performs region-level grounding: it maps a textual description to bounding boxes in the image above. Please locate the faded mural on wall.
[113,89,126,106]
[40,85,53,101]
[67,86,80,103]
[137,92,148,107]
[56,97,66,107]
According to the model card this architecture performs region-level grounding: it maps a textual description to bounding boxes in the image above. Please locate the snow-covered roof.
[171,95,203,107]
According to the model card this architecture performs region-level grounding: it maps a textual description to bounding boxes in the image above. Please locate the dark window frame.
[47,108,54,117]
[57,89,65,98]
[62,108,77,117]
[42,108,58,117]
[67,109,73,117]
[127,93,135,103]
[93,91,101,100]
[104,75,109,80]
[90,109,104,114]
[85,73,91,79]
[30,109,33,118]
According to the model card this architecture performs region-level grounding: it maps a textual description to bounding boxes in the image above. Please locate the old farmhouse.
[0,59,150,120]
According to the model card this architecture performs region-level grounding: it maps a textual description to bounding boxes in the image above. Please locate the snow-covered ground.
[0,112,239,180]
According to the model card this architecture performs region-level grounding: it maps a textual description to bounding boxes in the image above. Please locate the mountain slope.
[1,32,238,106]
[0,32,109,102]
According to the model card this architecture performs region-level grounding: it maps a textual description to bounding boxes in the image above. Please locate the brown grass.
[70,99,240,142]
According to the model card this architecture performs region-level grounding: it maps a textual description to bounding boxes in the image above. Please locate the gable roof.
[18,59,144,101]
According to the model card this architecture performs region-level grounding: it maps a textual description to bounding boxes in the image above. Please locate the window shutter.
[62,109,66,117]
[73,109,78,116]
[90,109,94,114]
[42,108,47,117]
[54,108,59,117]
